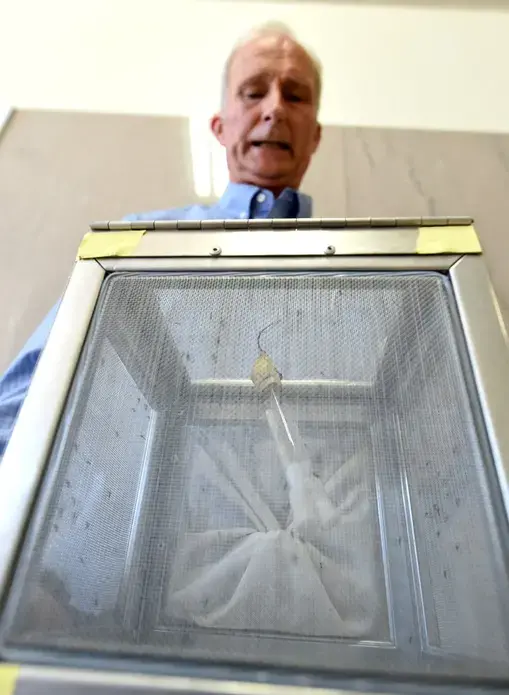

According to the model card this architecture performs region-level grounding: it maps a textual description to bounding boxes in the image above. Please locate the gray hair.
[221,22,322,110]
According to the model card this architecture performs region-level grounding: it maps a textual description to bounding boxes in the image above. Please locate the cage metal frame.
[1,221,509,694]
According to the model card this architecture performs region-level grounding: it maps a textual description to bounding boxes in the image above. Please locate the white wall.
[1,0,509,133]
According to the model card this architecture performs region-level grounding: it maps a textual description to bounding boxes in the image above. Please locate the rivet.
[210,246,222,257]
[324,245,336,255]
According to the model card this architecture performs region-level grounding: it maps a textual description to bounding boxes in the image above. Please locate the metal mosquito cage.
[1,217,509,694]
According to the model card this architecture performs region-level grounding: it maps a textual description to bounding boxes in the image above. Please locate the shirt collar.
[218,182,313,218]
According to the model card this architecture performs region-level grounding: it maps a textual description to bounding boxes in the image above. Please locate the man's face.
[211,35,322,194]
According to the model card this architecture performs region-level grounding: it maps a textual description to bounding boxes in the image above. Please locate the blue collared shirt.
[124,183,312,221]
[0,183,312,459]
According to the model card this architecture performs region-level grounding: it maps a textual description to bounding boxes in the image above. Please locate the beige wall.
[0,110,193,372]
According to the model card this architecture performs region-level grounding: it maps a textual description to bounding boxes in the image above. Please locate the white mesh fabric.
[166,425,380,637]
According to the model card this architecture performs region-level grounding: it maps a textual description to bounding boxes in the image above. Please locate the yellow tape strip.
[0,664,19,695]
[77,230,145,259]
[417,225,481,254]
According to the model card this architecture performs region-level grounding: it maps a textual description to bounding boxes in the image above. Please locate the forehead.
[228,36,317,92]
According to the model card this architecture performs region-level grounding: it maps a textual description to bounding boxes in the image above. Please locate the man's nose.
[261,86,286,122]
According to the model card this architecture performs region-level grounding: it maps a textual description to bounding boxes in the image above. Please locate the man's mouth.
[250,140,292,152]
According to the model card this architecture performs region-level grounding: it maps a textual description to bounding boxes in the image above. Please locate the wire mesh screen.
[4,272,509,678]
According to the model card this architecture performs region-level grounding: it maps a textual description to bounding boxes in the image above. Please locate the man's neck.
[231,180,296,197]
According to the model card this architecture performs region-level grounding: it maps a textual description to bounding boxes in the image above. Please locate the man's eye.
[245,91,264,100]
[287,94,303,102]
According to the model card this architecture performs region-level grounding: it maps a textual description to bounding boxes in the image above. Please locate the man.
[0,23,322,458]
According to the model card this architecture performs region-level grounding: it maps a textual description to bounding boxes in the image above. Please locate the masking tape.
[417,225,481,254]
[78,231,146,259]
[0,664,19,695]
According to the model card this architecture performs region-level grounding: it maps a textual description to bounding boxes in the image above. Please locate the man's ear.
[312,122,322,153]
[210,113,225,146]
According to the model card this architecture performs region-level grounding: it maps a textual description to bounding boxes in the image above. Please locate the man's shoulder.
[123,202,225,222]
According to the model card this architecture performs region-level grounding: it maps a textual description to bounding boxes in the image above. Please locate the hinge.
[89,216,473,233]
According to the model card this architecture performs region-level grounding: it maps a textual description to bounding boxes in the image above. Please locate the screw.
[210,246,222,257]
[325,245,336,255]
